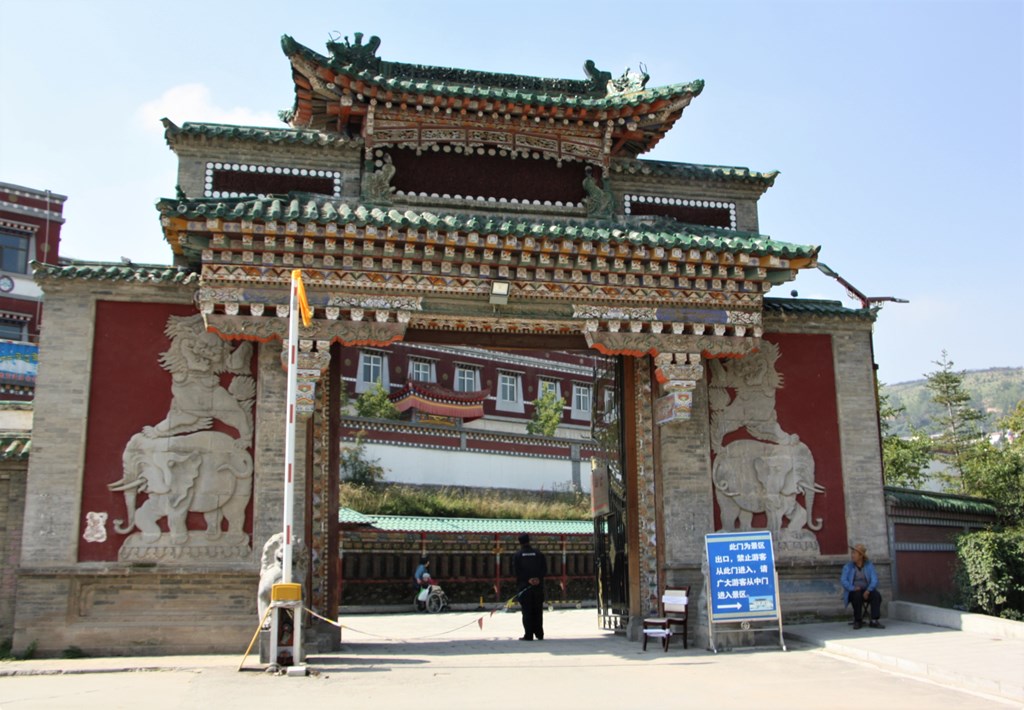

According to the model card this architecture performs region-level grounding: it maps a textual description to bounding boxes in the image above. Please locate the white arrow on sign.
[718,603,742,609]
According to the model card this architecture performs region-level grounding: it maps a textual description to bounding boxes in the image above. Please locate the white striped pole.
[282,272,299,584]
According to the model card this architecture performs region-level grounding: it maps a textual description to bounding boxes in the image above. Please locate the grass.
[340,482,591,520]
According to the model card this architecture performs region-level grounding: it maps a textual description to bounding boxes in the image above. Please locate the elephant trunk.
[805,486,824,531]
[112,486,138,535]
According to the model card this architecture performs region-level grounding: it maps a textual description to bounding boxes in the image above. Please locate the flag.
[292,269,312,327]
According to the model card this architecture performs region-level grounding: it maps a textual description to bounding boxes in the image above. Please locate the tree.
[925,351,987,491]
[961,401,1024,527]
[341,430,386,486]
[354,382,402,420]
[527,390,565,437]
[879,385,934,488]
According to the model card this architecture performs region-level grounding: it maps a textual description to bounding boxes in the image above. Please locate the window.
[602,386,618,423]
[496,370,524,413]
[0,319,26,341]
[356,350,390,393]
[571,383,592,420]
[454,365,480,392]
[0,231,31,274]
[538,377,561,399]
[408,358,436,383]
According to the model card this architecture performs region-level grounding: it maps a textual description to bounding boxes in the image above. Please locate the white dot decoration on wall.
[621,194,737,230]
[204,162,343,199]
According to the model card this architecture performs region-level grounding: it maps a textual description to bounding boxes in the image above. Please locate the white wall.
[362,442,588,493]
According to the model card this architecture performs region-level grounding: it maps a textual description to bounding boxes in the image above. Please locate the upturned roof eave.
[161,118,358,151]
[282,34,703,112]
[156,195,819,260]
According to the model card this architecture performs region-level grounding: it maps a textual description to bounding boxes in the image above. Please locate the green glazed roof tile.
[33,259,199,284]
[884,486,999,517]
[282,34,703,109]
[764,298,875,320]
[162,119,351,147]
[338,507,592,535]
[158,195,819,259]
[613,158,779,186]
[0,432,31,461]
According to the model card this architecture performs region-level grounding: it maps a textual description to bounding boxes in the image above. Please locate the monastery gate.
[13,33,888,655]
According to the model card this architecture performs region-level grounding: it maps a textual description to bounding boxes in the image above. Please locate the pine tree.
[926,351,987,490]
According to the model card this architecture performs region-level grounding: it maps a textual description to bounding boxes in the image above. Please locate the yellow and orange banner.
[292,269,312,327]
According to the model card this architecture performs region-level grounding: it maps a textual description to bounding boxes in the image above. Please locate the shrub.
[956,527,1024,620]
[340,431,387,486]
[354,382,401,420]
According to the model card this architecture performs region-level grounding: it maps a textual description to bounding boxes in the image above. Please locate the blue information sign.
[705,531,779,621]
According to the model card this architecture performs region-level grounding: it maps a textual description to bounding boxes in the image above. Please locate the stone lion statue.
[257,532,308,627]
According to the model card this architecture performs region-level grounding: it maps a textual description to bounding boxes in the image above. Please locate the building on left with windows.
[0,181,65,400]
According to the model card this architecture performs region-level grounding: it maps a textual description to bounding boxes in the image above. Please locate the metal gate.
[591,356,629,630]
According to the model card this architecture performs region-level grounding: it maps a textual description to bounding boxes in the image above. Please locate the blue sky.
[1,0,1020,384]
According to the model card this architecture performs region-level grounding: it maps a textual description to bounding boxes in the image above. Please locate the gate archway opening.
[315,329,634,629]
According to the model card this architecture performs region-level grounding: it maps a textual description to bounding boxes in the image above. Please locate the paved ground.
[1,609,1022,709]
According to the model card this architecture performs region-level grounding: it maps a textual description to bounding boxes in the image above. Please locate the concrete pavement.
[1,606,1022,709]
[784,601,1024,704]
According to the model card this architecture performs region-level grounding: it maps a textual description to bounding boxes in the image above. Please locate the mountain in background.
[882,367,1024,436]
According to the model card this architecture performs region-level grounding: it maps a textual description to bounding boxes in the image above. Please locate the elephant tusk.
[107,478,145,492]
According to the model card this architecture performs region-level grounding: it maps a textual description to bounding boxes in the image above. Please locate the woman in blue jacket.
[841,543,885,629]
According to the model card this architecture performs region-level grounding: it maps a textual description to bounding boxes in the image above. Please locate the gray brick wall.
[0,463,27,642]
[653,312,888,636]
[172,140,363,201]
[14,278,298,656]
[13,569,256,656]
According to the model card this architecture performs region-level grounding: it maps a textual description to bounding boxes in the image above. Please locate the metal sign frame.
[704,531,786,652]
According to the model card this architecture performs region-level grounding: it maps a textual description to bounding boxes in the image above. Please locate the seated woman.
[841,543,885,629]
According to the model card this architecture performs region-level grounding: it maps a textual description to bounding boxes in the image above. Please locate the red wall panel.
[711,332,849,555]
[77,302,255,561]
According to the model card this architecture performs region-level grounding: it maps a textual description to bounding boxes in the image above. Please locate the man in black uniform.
[513,533,547,640]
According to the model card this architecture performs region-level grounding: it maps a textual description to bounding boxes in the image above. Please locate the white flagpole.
[282,272,299,584]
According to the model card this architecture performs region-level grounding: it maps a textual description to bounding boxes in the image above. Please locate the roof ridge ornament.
[607,63,650,96]
[326,31,381,71]
[583,167,614,220]
[583,59,613,95]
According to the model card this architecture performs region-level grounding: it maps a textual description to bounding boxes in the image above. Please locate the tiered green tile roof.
[282,34,704,109]
[158,195,818,258]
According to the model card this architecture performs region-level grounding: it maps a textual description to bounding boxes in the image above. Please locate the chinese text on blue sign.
[705,531,778,621]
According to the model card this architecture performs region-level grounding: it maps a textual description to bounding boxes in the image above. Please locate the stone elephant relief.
[712,439,824,536]
[108,430,253,546]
